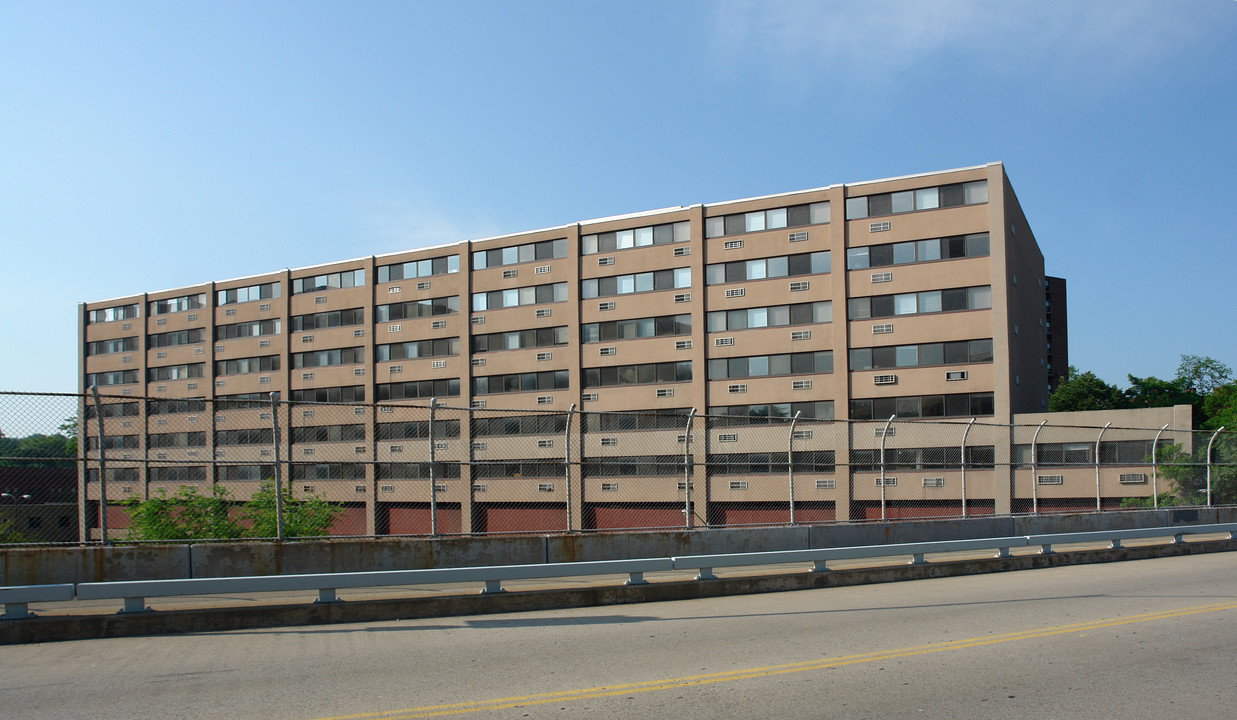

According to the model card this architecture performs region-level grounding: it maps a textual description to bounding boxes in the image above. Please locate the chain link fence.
[2,390,1234,544]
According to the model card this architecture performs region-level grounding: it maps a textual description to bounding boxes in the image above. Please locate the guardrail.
[4,524,1235,619]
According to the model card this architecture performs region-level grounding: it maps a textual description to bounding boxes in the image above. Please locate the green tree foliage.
[1048,366,1126,412]
[1175,354,1233,397]
[1147,441,1237,506]
[122,480,341,541]
[122,484,243,540]
[0,428,76,468]
[1050,356,1237,431]
[240,481,342,539]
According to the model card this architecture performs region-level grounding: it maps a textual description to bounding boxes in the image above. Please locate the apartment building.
[82,161,1171,538]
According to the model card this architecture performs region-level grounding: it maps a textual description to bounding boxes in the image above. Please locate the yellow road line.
[311,600,1237,720]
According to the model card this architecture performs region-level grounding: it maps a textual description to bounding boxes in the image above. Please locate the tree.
[122,485,244,541]
[241,481,341,538]
[122,480,341,541]
[1048,366,1126,412]
[1176,355,1233,397]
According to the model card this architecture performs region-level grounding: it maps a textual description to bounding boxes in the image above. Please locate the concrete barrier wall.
[5,508,1236,585]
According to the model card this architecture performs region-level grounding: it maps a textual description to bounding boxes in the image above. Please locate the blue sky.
[2,0,1235,394]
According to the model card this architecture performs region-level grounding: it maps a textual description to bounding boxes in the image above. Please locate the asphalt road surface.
[4,552,1236,720]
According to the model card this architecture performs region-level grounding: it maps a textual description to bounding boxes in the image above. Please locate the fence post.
[564,403,575,532]
[788,411,801,525]
[879,415,895,521]
[1206,426,1225,507]
[1095,422,1111,512]
[429,397,438,536]
[269,391,285,541]
[89,386,108,545]
[960,418,976,518]
[1030,420,1047,514]
[1151,423,1169,509]
[683,408,697,529]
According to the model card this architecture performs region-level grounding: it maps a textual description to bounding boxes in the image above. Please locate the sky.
[2,0,1235,395]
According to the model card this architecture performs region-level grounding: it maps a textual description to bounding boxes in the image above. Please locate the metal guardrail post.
[788,411,800,525]
[269,391,285,541]
[1152,423,1169,509]
[683,408,696,530]
[1095,422,1111,512]
[1206,426,1225,507]
[89,386,108,545]
[879,415,895,521]
[564,403,575,532]
[429,397,438,537]
[960,418,975,518]
[1030,420,1047,514]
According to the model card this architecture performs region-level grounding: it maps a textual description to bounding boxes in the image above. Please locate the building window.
[147,432,207,448]
[291,346,365,368]
[85,370,139,387]
[581,408,690,433]
[582,221,689,255]
[581,315,690,344]
[472,282,568,312]
[472,414,568,436]
[289,385,366,404]
[375,296,458,322]
[473,326,569,353]
[216,319,282,341]
[710,401,835,425]
[377,254,460,283]
[850,446,995,472]
[845,180,987,220]
[215,428,275,446]
[216,465,275,482]
[289,308,363,333]
[706,301,831,333]
[849,339,994,371]
[707,451,836,475]
[474,238,568,268]
[150,466,208,484]
[290,463,366,480]
[705,252,830,285]
[86,435,139,451]
[87,304,140,324]
[376,378,461,401]
[147,399,206,415]
[291,269,364,295]
[582,361,692,388]
[581,269,690,299]
[375,462,461,479]
[705,201,830,239]
[376,337,460,361]
[291,424,366,443]
[216,355,280,375]
[707,352,832,380]
[846,233,990,270]
[375,420,460,440]
[85,401,141,419]
[147,364,205,382]
[147,329,206,349]
[217,282,280,306]
[472,371,570,395]
[86,337,139,355]
[849,392,995,420]
[149,293,207,316]
[582,455,684,477]
[471,461,562,479]
[847,286,992,320]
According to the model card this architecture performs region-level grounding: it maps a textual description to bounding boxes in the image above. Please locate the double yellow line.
[312,601,1237,720]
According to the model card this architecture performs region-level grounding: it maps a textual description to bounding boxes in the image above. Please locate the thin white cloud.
[708,0,1216,87]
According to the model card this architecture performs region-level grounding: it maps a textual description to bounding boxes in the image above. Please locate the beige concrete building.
[81,162,1188,538]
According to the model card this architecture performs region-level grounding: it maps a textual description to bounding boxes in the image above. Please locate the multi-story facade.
[83,162,1172,539]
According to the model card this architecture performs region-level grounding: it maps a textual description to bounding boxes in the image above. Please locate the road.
[3,552,1236,719]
